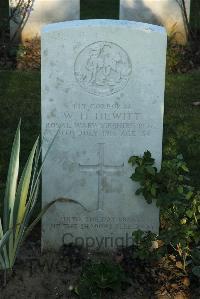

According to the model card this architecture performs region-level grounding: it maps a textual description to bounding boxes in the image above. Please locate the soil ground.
[0,227,199,299]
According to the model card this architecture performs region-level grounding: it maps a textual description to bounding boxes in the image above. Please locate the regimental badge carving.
[74,41,132,96]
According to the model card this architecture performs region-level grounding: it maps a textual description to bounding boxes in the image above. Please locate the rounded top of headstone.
[42,19,166,35]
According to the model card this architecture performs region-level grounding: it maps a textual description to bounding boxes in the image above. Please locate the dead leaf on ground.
[171,283,179,289]
[174,291,189,299]
[176,261,184,270]
[181,276,190,287]
[192,101,200,106]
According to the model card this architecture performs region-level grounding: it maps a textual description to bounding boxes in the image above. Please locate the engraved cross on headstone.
[79,143,124,211]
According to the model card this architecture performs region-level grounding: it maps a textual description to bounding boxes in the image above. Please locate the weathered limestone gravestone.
[9,0,80,42]
[41,19,167,251]
[120,0,191,44]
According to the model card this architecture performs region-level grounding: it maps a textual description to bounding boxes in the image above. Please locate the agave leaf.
[0,253,6,270]
[11,198,86,268]
[13,149,40,263]
[4,121,20,267]
[13,138,39,233]
[4,121,20,233]
[19,132,60,238]
[23,177,40,228]
[2,130,61,269]
[0,218,3,239]
[0,219,9,269]
[8,133,58,267]
[24,197,87,241]
[29,139,41,198]
[8,135,53,268]
[0,228,12,269]
[8,139,39,266]
[11,179,40,267]
[28,130,60,209]
[0,230,12,253]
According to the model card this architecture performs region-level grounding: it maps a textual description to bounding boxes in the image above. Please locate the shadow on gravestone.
[120,0,161,26]
[120,0,190,43]
[10,0,80,43]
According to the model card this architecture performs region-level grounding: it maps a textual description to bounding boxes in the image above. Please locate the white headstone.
[9,0,80,42]
[120,0,191,44]
[41,19,167,251]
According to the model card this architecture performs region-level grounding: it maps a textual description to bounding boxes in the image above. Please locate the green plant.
[191,248,200,278]
[16,38,41,70]
[132,230,161,261]
[0,121,40,270]
[166,42,183,73]
[0,122,81,272]
[75,260,127,299]
[166,1,200,74]
[129,151,200,274]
